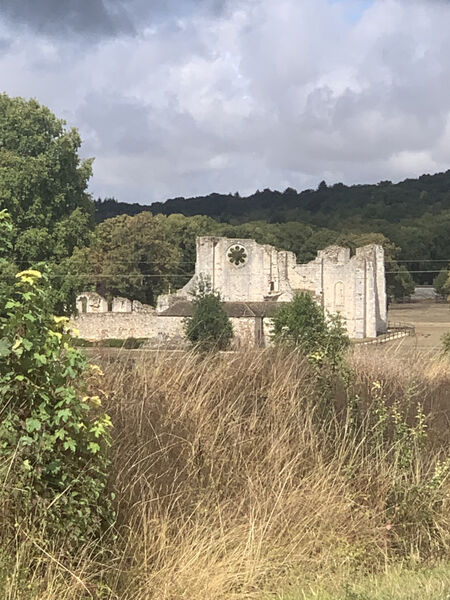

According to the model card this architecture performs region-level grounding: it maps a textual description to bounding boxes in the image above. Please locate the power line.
[10,257,450,265]
[12,260,197,265]
[17,270,444,279]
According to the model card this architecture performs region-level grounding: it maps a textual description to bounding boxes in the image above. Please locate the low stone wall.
[70,313,263,347]
[230,317,258,346]
[71,313,184,344]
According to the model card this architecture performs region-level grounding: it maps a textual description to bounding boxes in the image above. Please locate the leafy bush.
[184,283,233,352]
[433,269,450,298]
[387,265,416,302]
[0,267,114,548]
[0,210,16,307]
[271,292,349,366]
[73,337,148,349]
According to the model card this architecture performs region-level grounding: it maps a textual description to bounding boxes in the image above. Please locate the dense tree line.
[95,173,450,284]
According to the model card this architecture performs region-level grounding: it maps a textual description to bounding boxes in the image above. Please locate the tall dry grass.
[2,347,450,599]
[99,347,449,599]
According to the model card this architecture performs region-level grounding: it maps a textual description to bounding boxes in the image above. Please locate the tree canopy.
[95,170,450,285]
[73,213,182,305]
[0,94,95,311]
[0,94,94,260]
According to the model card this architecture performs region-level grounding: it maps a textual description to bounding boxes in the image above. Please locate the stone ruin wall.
[72,292,259,345]
[71,292,165,343]
[72,312,185,344]
[71,294,257,346]
[158,237,387,339]
[291,245,387,338]
[166,237,304,304]
[72,237,388,343]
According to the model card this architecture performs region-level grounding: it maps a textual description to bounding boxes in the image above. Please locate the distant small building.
[411,286,438,302]
[72,236,387,345]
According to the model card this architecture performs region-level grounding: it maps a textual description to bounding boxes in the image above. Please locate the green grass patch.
[73,337,148,349]
[275,564,450,600]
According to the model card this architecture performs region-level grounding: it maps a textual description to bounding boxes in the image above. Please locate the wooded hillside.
[95,171,450,284]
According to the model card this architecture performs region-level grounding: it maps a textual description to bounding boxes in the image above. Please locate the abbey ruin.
[73,236,388,344]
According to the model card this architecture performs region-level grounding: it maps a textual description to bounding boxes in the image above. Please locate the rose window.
[227,244,247,266]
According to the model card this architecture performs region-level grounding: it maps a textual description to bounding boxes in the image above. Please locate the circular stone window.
[227,244,248,267]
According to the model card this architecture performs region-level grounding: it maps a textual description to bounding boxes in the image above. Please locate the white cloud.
[1,0,450,203]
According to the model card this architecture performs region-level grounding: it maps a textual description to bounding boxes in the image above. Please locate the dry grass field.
[3,345,449,599]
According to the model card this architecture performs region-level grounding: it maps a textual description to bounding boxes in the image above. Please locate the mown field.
[2,344,449,599]
[388,302,450,351]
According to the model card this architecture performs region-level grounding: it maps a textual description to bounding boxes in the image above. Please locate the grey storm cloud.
[0,0,229,38]
[1,0,450,203]
[0,0,135,37]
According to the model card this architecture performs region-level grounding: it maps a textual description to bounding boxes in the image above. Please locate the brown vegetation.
[2,347,450,598]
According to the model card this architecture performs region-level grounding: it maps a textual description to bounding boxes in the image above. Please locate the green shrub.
[0,267,114,548]
[72,337,95,347]
[184,285,233,352]
[386,266,415,302]
[0,211,16,308]
[433,269,450,298]
[122,337,147,349]
[271,292,349,366]
[73,337,148,349]
[103,338,126,348]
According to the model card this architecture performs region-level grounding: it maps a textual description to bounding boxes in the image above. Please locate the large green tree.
[0,94,93,238]
[0,94,95,311]
[74,212,182,305]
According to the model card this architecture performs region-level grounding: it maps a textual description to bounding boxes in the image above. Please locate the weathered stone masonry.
[72,236,387,344]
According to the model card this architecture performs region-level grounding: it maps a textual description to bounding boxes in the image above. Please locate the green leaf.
[23,339,33,351]
[0,338,10,358]
[63,438,76,452]
[56,408,72,423]
[25,418,42,433]
[19,435,35,446]
[5,300,19,309]
[54,428,66,440]
[33,352,47,365]
[88,442,100,454]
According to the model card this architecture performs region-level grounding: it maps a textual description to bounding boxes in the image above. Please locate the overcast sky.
[1,0,450,204]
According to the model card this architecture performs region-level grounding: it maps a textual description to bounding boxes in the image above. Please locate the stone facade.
[158,236,387,339]
[72,236,387,343]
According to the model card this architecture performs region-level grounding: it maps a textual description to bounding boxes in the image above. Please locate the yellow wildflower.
[54,316,69,324]
[16,269,42,279]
